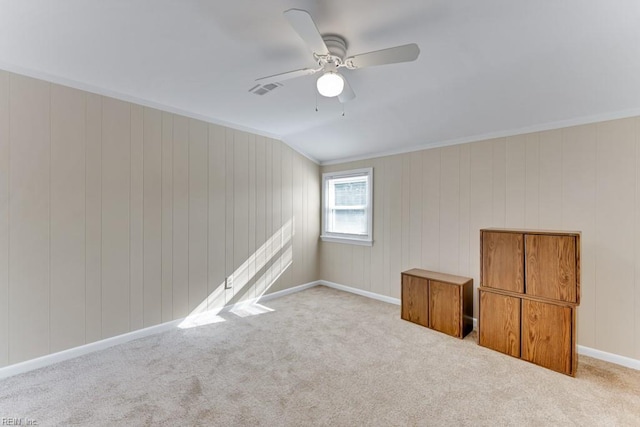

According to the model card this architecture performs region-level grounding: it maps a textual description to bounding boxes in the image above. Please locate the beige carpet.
[0,285,639,426]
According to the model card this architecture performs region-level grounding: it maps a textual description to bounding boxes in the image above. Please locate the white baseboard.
[0,280,321,380]
[0,318,183,380]
[257,280,321,304]
[464,315,478,330]
[319,280,401,305]
[577,345,640,370]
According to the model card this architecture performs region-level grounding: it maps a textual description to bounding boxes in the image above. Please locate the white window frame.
[321,167,373,246]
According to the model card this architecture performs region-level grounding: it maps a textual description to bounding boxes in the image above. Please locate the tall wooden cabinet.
[478,228,580,376]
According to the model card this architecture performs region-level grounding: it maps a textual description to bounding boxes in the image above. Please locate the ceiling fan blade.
[255,68,319,85]
[345,43,420,69]
[338,75,356,103]
[284,9,330,56]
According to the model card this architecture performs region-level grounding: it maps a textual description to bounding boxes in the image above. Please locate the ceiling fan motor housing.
[322,35,347,62]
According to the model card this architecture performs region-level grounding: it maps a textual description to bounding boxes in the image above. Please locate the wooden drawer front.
[525,234,577,303]
[522,300,573,375]
[429,280,461,338]
[478,290,521,357]
[482,231,524,293]
[401,274,428,327]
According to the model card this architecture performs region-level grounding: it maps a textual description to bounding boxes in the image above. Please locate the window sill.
[320,235,373,246]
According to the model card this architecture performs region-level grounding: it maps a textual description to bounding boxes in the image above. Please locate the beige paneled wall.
[321,116,640,360]
[0,70,320,367]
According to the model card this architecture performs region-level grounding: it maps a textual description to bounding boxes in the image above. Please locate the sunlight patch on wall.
[178,218,294,329]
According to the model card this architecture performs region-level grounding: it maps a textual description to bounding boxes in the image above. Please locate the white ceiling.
[1,1,640,164]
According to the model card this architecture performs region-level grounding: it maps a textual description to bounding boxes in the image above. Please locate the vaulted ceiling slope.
[1,1,639,164]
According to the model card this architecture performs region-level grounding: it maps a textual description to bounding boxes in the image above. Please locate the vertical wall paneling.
[292,152,304,287]
[469,140,493,299]
[562,124,597,348]
[386,156,402,298]
[595,119,635,356]
[400,154,411,272]
[524,133,540,228]
[270,141,282,293]
[381,159,392,296]
[505,135,526,228]
[262,139,273,296]
[208,124,226,310]
[538,130,563,228]
[422,149,440,270]
[370,158,385,295]
[129,105,143,331]
[9,75,50,362]
[466,140,492,315]
[247,134,257,300]
[310,165,320,282]
[492,138,506,226]
[350,164,368,286]
[232,131,249,300]
[255,136,266,291]
[362,235,371,290]
[50,85,86,352]
[339,246,353,289]
[409,152,423,268]
[85,93,102,343]
[302,159,310,282]
[101,97,131,339]
[337,246,352,288]
[348,245,362,288]
[305,160,319,284]
[161,112,173,322]
[0,71,8,365]
[439,145,460,275]
[458,144,471,277]
[172,115,189,318]
[279,145,294,292]
[225,128,234,303]
[143,108,162,326]
[188,119,208,311]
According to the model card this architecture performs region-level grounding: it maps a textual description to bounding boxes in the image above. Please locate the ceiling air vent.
[249,82,283,96]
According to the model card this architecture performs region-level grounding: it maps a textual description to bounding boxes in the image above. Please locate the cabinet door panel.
[522,300,573,375]
[482,231,524,292]
[525,234,577,303]
[429,280,461,337]
[401,275,428,327]
[479,290,521,357]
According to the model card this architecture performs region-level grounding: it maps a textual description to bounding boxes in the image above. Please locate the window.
[321,167,373,246]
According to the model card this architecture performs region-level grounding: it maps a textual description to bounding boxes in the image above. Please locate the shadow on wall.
[179,218,295,328]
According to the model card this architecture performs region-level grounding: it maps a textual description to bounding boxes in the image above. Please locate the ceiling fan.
[255,9,420,103]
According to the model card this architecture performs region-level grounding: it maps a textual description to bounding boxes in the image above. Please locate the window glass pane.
[330,209,367,234]
[334,181,367,206]
[322,167,372,243]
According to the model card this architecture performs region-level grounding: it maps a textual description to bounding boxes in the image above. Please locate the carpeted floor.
[1,285,639,426]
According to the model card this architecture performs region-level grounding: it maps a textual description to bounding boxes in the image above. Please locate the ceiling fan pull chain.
[342,103,345,117]
[315,90,318,112]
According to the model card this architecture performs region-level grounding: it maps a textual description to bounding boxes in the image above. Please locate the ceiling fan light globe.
[317,72,344,97]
